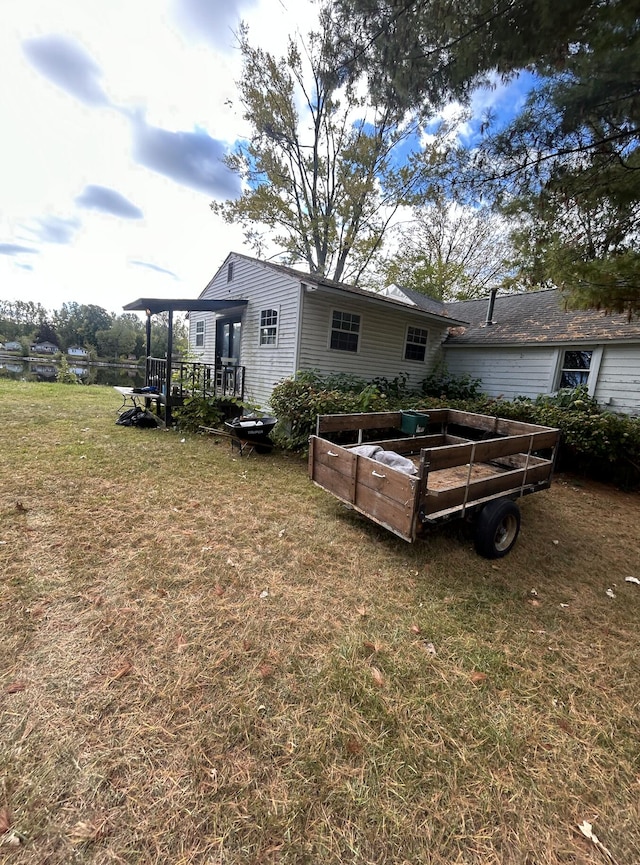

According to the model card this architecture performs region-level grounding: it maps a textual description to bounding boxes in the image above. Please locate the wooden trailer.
[308,409,560,558]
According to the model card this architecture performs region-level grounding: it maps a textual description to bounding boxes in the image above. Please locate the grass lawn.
[1,380,639,864]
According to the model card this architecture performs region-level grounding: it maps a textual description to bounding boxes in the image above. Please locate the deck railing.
[147,357,245,403]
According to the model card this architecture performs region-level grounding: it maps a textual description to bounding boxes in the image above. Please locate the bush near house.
[269,374,640,488]
[491,387,640,488]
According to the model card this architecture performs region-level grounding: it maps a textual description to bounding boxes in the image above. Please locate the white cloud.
[0,0,319,313]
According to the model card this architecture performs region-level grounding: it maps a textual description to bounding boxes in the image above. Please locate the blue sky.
[1,0,533,316]
[1,0,317,314]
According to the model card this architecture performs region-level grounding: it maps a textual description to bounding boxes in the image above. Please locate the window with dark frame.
[404,326,428,362]
[227,261,234,282]
[559,350,592,388]
[195,320,205,347]
[330,310,360,352]
[259,308,278,345]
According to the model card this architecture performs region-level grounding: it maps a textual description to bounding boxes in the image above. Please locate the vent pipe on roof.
[485,288,498,326]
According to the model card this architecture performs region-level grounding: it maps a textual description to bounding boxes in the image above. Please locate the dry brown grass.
[1,380,639,864]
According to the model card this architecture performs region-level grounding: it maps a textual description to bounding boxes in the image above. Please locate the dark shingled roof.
[444,289,640,346]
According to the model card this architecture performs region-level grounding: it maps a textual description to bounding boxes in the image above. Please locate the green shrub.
[421,365,483,400]
[491,386,640,487]
[56,356,80,385]
[173,395,243,433]
[269,373,391,449]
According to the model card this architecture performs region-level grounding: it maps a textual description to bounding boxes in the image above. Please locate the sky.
[1,0,318,316]
[1,0,533,319]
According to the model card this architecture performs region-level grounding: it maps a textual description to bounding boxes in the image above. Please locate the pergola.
[123,297,248,425]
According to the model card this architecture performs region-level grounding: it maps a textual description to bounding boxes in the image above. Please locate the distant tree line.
[0,300,187,361]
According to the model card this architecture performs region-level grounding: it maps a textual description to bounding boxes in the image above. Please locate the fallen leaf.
[356,606,367,617]
[605,588,616,599]
[175,633,187,651]
[576,821,618,864]
[107,659,133,683]
[528,599,541,607]
[625,576,640,586]
[69,818,109,845]
[371,666,385,688]
[346,737,363,755]
[422,642,437,656]
[0,807,12,833]
[364,640,382,653]
[469,671,488,684]
[214,585,225,597]
[5,681,27,694]
[0,832,21,847]
[410,624,421,634]
[15,501,28,512]
[259,590,269,599]
[259,663,274,679]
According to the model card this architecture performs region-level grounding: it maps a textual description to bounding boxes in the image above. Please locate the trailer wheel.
[474,499,521,559]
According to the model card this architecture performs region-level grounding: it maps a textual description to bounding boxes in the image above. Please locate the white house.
[3,340,23,352]
[189,252,466,409]
[67,346,89,358]
[30,341,59,355]
[442,289,640,415]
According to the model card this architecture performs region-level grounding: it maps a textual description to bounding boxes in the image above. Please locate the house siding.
[594,344,640,415]
[192,255,300,408]
[443,345,557,399]
[444,342,640,415]
[299,291,446,389]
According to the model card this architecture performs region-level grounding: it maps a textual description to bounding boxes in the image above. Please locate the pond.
[0,356,145,388]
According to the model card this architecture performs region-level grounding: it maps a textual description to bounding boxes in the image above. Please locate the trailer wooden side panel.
[309,410,561,545]
[310,436,417,541]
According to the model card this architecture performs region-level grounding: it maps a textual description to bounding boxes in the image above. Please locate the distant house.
[188,252,466,409]
[30,341,59,355]
[67,346,89,358]
[4,340,22,352]
[443,289,640,415]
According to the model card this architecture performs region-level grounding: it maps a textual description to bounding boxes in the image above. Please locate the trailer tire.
[474,499,520,559]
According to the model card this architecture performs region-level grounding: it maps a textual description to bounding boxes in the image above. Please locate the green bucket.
[400,411,430,435]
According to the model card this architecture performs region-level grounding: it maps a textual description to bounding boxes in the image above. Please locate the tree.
[0,300,50,339]
[34,319,59,346]
[53,303,113,351]
[96,320,138,360]
[380,195,513,300]
[330,0,640,314]
[212,13,430,284]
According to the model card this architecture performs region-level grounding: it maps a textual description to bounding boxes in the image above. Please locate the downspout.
[293,282,305,378]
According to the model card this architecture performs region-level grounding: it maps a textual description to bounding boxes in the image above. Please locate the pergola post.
[165,309,174,427]
[145,310,152,386]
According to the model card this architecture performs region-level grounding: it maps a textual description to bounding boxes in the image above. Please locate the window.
[559,350,592,388]
[330,310,360,352]
[260,308,278,345]
[195,320,205,348]
[227,261,234,282]
[404,326,428,362]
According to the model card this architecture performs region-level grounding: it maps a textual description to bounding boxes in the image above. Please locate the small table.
[113,386,165,418]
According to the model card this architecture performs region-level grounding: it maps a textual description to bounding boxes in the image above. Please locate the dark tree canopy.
[331,0,640,315]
